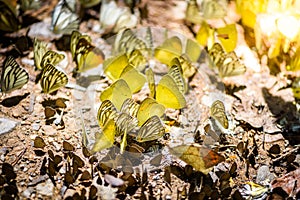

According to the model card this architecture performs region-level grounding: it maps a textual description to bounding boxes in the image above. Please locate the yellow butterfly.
[51,0,79,34]
[40,64,68,94]
[100,79,132,110]
[210,100,228,129]
[146,67,186,109]
[0,1,19,32]
[201,0,227,20]
[136,98,165,126]
[208,43,246,78]
[145,68,156,98]
[119,64,146,93]
[0,56,29,93]
[103,54,146,93]
[155,36,201,66]
[97,100,118,128]
[33,38,65,70]
[91,119,116,153]
[120,98,140,118]
[74,37,105,73]
[135,115,165,143]
[185,0,203,24]
[156,74,186,109]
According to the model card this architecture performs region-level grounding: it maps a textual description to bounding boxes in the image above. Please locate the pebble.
[32,123,40,131]
[52,141,61,152]
[22,188,33,199]
[42,125,56,136]
[0,117,20,135]
[36,179,54,196]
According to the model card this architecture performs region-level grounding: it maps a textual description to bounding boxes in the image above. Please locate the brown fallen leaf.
[169,144,225,174]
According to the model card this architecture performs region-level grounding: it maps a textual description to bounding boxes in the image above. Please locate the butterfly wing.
[115,112,138,136]
[219,52,246,78]
[34,38,48,70]
[97,100,118,128]
[135,115,165,142]
[75,37,104,72]
[100,79,132,110]
[120,98,140,118]
[51,0,79,34]
[156,74,186,109]
[137,98,165,126]
[210,100,228,129]
[119,64,146,93]
[0,1,19,32]
[40,50,65,69]
[155,36,183,65]
[40,64,68,94]
[103,54,129,81]
[168,59,187,94]
[145,68,156,98]
[0,56,29,93]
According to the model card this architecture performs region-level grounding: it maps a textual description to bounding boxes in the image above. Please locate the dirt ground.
[0,0,299,199]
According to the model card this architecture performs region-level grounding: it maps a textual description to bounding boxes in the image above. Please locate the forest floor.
[0,0,299,199]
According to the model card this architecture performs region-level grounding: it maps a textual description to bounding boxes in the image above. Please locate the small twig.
[272,146,299,162]
[11,147,27,166]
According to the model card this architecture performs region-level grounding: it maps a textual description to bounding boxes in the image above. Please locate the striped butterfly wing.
[97,100,118,128]
[40,50,65,69]
[51,0,79,34]
[135,115,165,143]
[115,112,138,137]
[120,98,140,118]
[75,37,104,72]
[210,100,228,129]
[0,1,19,32]
[0,56,29,93]
[40,64,68,94]
[114,28,147,55]
[145,68,156,98]
[219,51,246,78]
[70,31,92,60]
[33,38,48,70]
[208,43,226,69]
[168,58,186,94]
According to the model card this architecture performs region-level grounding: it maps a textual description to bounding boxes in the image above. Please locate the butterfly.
[103,54,146,93]
[40,64,68,94]
[168,58,187,94]
[33,38,65,70]
[169,144,225,174]
[208,43,246,78]
[79,0,101,8]
[0,1,19,32]
[0,56,29,93]
[210,100,228,129]
[114,28,149,57]
[91,118,116,153]
[154,36,201,66]
[185,0,203,24]
[99,0,138,33]
[20,0,41,11]
[70,31,105,72]
[115,112,138,137]
[146,65,186,109]
[97,100,118,128]
[51,0,79,34]
[120,98,140,118]
[135,115,165,143]
[100,79,132,110]
[136,97,165,126]
[201,0,227,20]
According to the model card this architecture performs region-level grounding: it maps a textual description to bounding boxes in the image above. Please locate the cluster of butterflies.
[92,98,165,153]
